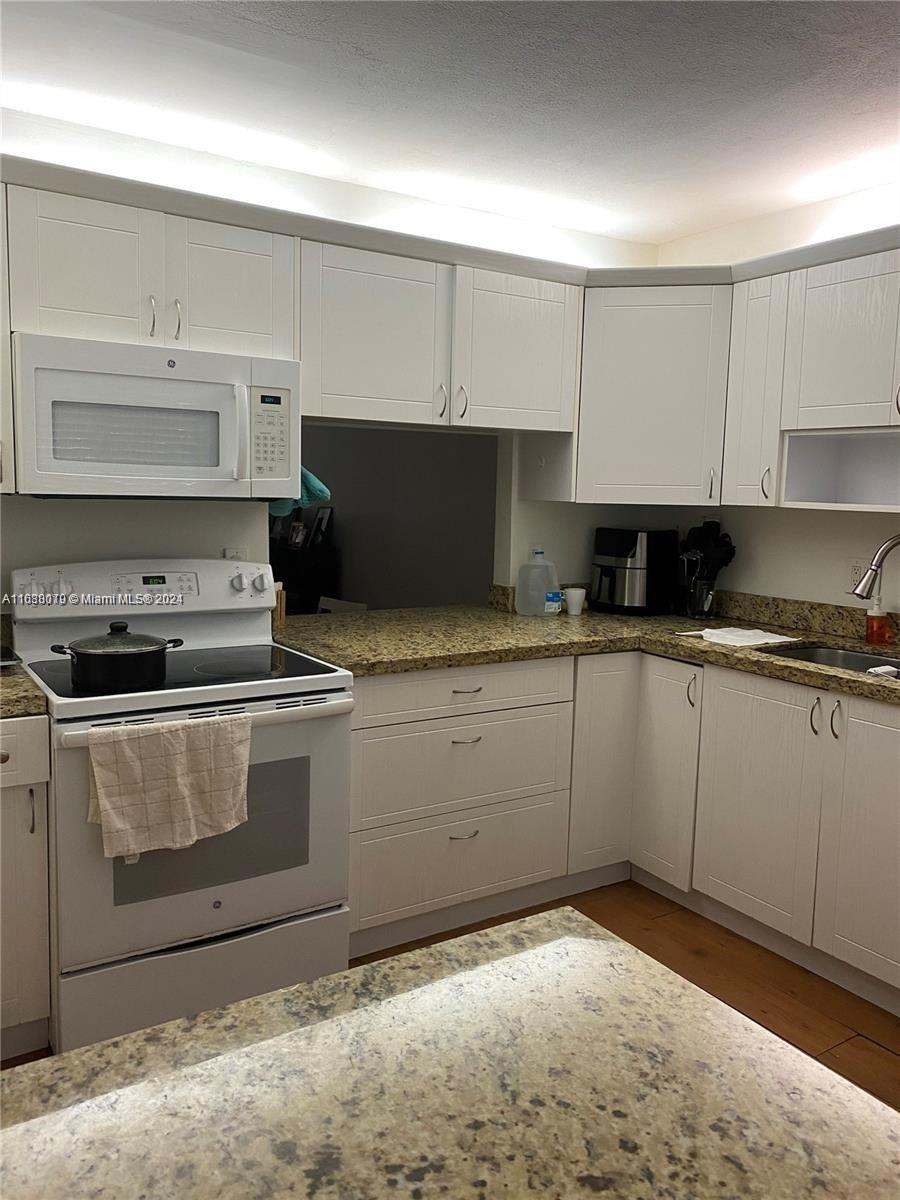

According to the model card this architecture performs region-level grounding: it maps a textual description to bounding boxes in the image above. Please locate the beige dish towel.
[88,714,252,860]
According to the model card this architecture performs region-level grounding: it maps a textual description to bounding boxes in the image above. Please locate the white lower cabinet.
[630,657,702,891]
[351,791,569,930]
[1,716,50,1044]
[568,653,639,873]
[813,696,900,987]
[693,669,827,943]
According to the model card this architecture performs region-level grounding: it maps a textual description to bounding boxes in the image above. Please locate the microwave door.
[13,334,252,498]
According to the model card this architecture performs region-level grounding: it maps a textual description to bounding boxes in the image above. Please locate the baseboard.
[630,866,900,1017]
[349,862,630,959]
[0,1018,49,1061]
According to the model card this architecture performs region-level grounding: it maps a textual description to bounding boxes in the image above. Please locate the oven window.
[51,400,220,467]
[112,759,311,905]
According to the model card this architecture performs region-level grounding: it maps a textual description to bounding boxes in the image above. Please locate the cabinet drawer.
[350,790,570,930]
[351,657,574,728]
[0,717,49,788]
[351,702,573,830]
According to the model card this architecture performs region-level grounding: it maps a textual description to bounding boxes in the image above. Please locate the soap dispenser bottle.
[865,580,895,646]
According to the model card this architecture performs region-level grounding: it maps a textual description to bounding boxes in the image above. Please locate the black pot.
[50,621,184,694]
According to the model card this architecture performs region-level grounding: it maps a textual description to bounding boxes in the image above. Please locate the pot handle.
[165,639,184,650]
[50,644,72,656]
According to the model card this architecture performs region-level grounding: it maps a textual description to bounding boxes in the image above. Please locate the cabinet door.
[693,668,823,942]
[165,217,294,356]
[1,783,49,1030]
[568,653,639,874]
[813,697,900,986]
[576,285,731,503]
[1,187,13,493]
[782,250,900,429]
[452,267,580,431]
[7,186,165,344]
[300,241,451,423]
[721,275,788,506]
[630,657,702,891]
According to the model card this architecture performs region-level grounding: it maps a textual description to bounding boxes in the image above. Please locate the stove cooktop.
[29,643,340,700]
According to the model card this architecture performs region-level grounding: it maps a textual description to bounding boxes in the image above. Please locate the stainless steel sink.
[762,644,900,673]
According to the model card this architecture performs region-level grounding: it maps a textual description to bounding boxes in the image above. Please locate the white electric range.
[11,558,354,1052]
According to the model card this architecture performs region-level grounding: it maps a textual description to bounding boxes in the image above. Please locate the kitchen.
[1,2,899,1197]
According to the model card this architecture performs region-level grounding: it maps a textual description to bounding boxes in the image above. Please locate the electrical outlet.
[223,547,247,561]
[847,559,868,591]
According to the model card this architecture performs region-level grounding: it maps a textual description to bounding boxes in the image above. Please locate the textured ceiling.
[2,1,898,242]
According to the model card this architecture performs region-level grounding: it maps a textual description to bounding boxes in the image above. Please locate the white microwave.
[12,333,301,499]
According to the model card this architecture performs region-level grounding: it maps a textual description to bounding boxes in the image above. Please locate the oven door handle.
[56,695,354,748]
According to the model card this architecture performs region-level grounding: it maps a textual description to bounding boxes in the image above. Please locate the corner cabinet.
[0,715,51,1052]
[813,696,900,987]
[721,274,788,506]
[300,242,581,431]
[576,284,731,504]
[630,656,702,891]
[781,250,900,429]
[7,187,294,356]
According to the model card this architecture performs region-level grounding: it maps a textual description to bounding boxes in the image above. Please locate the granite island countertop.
[2,908,897,1199]
[276,605,900,706]
[0,663,48,719]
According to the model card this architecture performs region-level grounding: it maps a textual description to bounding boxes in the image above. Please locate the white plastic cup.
[565,587,586,617]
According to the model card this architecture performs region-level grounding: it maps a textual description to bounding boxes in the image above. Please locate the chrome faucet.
[850,533,900,600]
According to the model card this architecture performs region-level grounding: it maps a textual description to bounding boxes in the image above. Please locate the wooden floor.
[353,880,900,1112]
[6,881,899,1112]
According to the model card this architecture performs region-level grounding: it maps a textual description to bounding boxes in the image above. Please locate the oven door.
[51,694,352,972]
[13,333,251,497]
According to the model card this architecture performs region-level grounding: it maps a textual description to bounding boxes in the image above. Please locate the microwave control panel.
[251,387,290,477]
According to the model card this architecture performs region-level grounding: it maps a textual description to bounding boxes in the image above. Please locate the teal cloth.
[268,467,331,517]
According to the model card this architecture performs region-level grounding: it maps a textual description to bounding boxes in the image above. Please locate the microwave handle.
[234,384,250,480]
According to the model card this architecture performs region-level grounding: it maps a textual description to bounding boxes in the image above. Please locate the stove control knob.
[252,572,269,593]
[230,573,248,592]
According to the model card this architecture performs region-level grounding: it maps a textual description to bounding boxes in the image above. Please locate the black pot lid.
[67,621,169,655]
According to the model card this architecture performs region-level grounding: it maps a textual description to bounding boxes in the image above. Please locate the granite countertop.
[277,606,900,706]
[2,908,897,1199]
[0,664,48,719]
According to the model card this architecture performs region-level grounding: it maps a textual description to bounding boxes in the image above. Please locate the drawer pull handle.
[809,696,821,735]
[449,829,479,841]
[0,750,8,763]
[28,787,35,835]
[451,736,482,745]
[830,700,841,740]
[451,687,483,695]
[686,672,697,708]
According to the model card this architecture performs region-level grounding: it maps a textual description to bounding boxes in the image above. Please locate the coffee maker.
[589,528,678,615]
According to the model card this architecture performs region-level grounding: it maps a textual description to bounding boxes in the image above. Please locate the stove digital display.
[142,575,167,585]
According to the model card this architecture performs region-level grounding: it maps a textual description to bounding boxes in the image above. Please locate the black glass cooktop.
[29,643,339,698]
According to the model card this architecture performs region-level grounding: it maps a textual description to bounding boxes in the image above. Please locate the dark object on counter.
[0,644,20,667]
[50,621,184,693]
[676,522,736,618]
[270,503,340,613]
[590,528,678,615]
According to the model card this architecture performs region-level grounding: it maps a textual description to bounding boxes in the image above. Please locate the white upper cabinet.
[781,250,900,429]
[813,696,900,987]
[8,186,165,344]
[164,217,294,356]
[300,241,451,423]
[451,268,580,431]
[693,668,824,943]
[1,187,14,493]
[576,285,732,504]
[630,656,702,891]
[7,188,294,358]
[721,275,788,506]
